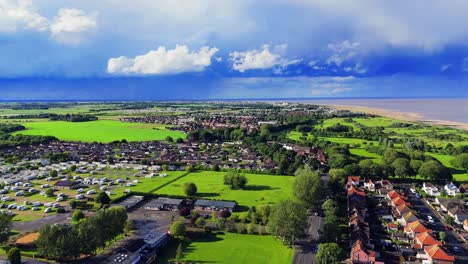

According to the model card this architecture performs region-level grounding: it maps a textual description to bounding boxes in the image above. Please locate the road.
[402,186,468,263]
[292,215,323,264]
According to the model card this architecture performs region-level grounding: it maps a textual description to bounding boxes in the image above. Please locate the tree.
[383,149,408,164]
[195,217,206,227]
[72,209,85,224]
[451,153,468,172]
[316,243,345,264]
[183,182,197,196]
[410,160,423,174]
[328,154,350,168]
[96,192,111,206]
[45,188,55,197]
[49,169,58,178]
[293,166,323,209]
[419,160,451,182]
[170,221,186,238]
[125,220,135,233]
[247,222,255,234]
[439,232,446,242]
[329,168,346,186]
[69,165,77,172]
[219,209,231,219]
[36,224,81,260]
[166,136,174,143]
[0,213,12,244]
[7,247,21,264]
[268,199,307,245]
[322,199,337,216]
[444,216,455,225]
[392,158,411,178]
[223,172,248,190]
[179,207,190,217]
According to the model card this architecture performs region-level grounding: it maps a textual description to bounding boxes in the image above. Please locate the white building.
[444,182,460,196]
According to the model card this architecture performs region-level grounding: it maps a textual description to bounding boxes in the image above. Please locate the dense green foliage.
[268,199,307,245]
[36,207,127,260]
[293,166,324,209]
[316,243,345,264]
[0,213,12,244]
[7,247,21,264]
[223,172,248,190]
[183,182,198,196]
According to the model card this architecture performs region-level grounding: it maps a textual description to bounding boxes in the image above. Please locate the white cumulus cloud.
[0,0,48,32]
[51,8,97,36]
[107,45,219,75]
[229,44,300,73]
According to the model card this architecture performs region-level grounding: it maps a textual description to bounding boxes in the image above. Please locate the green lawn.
[180,232,293,264]
[155,171,294,208]
[14,120,185,143]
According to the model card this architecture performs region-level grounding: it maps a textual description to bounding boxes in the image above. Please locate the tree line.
[36,207,127,260]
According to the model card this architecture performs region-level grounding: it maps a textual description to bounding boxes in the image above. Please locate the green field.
[14,120,185,143]
[180,232,293,264]
[155,171,294,208]
[426,153,468,182]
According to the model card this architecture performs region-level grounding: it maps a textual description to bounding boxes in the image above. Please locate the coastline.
[328,105,468,131]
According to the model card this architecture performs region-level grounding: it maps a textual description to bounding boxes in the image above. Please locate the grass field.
[155,171,294,208]
[14,120,185,143]
[180,232,293,264]
[426,153,468,183]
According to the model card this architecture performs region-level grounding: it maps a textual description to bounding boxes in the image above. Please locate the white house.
[422,182,441,197]
[444,182,460,196]
[364,180,376,192]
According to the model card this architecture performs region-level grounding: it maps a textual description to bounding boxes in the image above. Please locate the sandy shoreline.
[327,104,468,131]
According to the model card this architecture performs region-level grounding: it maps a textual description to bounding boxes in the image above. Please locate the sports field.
[155,171,294,207]
[14,120,185,143]
[180,232,293,264]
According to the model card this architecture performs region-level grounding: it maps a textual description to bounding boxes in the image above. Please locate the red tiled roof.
[405,221,431,234]
[415,232,442,246]
[424,245,455,261]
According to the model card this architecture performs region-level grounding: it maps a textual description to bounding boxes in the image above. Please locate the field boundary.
[150,171,191,193]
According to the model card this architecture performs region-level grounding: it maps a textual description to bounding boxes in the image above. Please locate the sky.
[1,0,468,100]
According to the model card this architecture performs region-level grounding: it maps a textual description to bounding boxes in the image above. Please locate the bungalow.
[444,182,460,197]
[364,179,376,192]
[413,232,442,250]
[447,206,468,225]
[53,180,77,190]
[404,220,431,238]
[194,199,237,212]
[144,197,184,211]
[422,182,441,197]
[423,245,455,264]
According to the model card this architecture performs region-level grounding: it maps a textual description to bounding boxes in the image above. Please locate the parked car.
[76,188,84,193]
[76,194,85,199]
[17,205,27,211]
[44,207,52,213]
[15,191,24,196]
[7,203,17,209]
[86,190,96,195]
[32,207,40,211]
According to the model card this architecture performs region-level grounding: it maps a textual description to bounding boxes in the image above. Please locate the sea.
[286,98,468,124]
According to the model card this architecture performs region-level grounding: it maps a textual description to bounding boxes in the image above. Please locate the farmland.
[155,171,294,208]
[14,120,185,143]
[178,232,294,264]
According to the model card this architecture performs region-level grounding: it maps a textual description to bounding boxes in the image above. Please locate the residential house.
[401,211,419,226]
[422,183,441,197]
[347,176,360,187]
[395,204,412,218]
[422,245,454,264]
[364,179,376,192]
[444,182,460,197]
[404,221,432,238]
[378,179,393,195]
[413,232,442,250]
[436,198,468,225]
[351,240,376,263]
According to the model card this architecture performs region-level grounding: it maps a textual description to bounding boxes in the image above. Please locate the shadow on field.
[244,185,277,191]
[196,192,220,198]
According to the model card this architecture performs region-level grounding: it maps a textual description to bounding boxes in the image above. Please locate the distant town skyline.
[1,0,468,99]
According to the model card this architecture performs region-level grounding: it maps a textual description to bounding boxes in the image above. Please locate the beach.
[330,104,468,131]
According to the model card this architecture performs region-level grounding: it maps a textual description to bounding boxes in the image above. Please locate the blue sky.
[1,0,468,100]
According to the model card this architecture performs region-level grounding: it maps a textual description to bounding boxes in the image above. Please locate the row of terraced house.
[385,189,455,264]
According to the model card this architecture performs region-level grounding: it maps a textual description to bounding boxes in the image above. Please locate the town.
[0,101,466,264]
